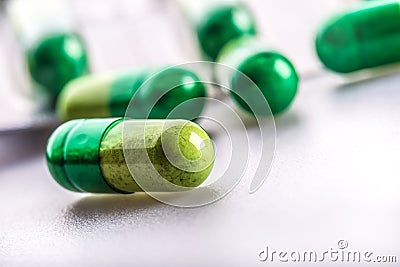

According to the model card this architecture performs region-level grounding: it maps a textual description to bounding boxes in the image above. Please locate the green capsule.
[46,118,215,194]
[179,0,256,60]
[315,0,400,73]
[197,2,256,60]
[56,67,207,121]
[217,37,298,116]
[27,33,89,97]
[7,0,89,99]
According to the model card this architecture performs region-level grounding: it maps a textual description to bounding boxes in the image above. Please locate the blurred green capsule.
[56,67,207,121]
[46,118,215,193]
[7,0,89,99]
[27,33,88,97]
[217,37,298,116]
[316,0,400,73]
[178,0,256,60]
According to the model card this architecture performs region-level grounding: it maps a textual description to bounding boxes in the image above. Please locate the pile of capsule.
[10,0,400,194]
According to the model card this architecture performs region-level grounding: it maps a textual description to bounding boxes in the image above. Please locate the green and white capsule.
[46,118,215,194]
[177,0,256,60]
[316,0,400,73]
[217,37,298,116]
[56,67,207,121]
[7,0,88,97]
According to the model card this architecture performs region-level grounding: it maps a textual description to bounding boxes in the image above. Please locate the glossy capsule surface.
[316,0,400,73]
[7,0,89,98]
[196,2,256,60]
[217,37,298,115]
[56,67,207,121]
[46,118,215,193]
[27,33,88,97]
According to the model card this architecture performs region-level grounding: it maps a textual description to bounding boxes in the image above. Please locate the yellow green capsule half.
[56,67,207,121]
[315,0,400,73]
[46,118,215,194]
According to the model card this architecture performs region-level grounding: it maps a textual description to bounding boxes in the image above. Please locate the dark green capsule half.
[218,38,298,115]
[27,32,89,97]
[56,67,207,121]
[315,0,400,73]
[196,2,256,60]
[46,118,215,194]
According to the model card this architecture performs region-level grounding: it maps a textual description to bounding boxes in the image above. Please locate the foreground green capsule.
[178,0,256,60]
[217,37,298,115]
[46,118,215,193]
[315,0,400,73]
[56,67,207,121]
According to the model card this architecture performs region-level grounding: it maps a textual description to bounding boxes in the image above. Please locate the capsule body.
[46,118,215,194]
[217,37,298,115]
[7,0,88,97]
[178,0,256,60]
[57,67,207,121]
[316,0,400,73]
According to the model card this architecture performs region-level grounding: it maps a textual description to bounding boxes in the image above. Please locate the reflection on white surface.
[1,72,399,265]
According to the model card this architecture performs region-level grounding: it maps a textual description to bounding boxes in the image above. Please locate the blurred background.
[0,0,399,266]
[0,0,354,133]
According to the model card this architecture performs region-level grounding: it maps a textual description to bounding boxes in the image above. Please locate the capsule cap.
[196,3,256,60]
[46,120,82,192]
[124,67,207,120]
[315,14,360,73]
[27,32,88,97]
[218,37,298,115]
[46,118,121,193]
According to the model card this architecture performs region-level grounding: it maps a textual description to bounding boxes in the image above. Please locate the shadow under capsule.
[274,110,301,130]
[65,193,160,218]
[331,73,400,109]
[61,189,220,232]
[60,193,163,232]
[334,63,400,92]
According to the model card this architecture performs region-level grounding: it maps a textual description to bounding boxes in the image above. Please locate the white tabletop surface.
[0,0,399,266]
